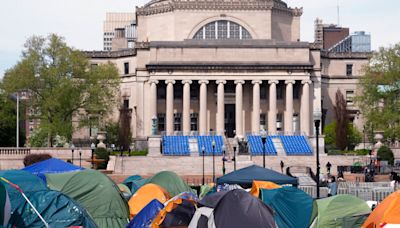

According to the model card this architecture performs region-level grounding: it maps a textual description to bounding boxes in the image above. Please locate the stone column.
[268,80,279,133]
[165,80,175,134]
[285,80,295,133]
[216,80,226,135]
[149,80,159,119]
[301,80,312,135]
[235,80,245,138]
[182,80,192,135]
[199,80,209,134]
[252,80,262,134]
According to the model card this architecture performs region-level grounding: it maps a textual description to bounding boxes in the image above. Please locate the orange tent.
[362,190,400,228]
[250,180,281,197]
[128,183,170,219]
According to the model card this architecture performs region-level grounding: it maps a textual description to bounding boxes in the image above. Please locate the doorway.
[225,104,236,137]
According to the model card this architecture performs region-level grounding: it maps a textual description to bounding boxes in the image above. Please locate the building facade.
[83,0,370,147]
[103,12,136,51]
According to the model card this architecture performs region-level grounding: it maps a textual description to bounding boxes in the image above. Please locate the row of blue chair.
[247,135,277,155]
[279,135,313,155]
[162,136,224,156]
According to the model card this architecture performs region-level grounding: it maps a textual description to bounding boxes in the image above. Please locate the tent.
[123,175,148,194]
[311,194,371,228]
[118,184,132,200]
[46,169,130,228]
[261,186,313,228]
[362,190,400,227]
[22,158,83,182]
[0,170,96,228]
[0,182,10,227]
[250,180,281,197]
[217,165,298,186]
[147,171,195,196]
[128,183,170,219]
[152,192,198,227]
[126,199,164,228]
[189,189,276,228]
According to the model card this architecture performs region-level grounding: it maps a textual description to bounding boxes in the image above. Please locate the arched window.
[193,20,252,40]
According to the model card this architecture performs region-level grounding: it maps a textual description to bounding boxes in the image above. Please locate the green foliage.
[0,89,25,146]
[324,122,362,151]
[1,34,120,146]
[356,43,400,141]
[334,90,349,150]
[23,154,52,167]
[95,148,109,160]
[109,150,148,156]
[377,145,394,165]
[105,121,119,146]
[28,128,48,147]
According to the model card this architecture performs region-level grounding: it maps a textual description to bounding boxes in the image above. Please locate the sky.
[1,0,399,78]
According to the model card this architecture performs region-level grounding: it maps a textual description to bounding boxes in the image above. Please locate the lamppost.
[314,111,322,199]
[90,143,96,169]
[202,146,205,185]
[212,140,216,183]
[233,136,238,171]
[222,145,226,175]
[261,129,267,168]
[71,144,75,164]
[79,148,82,168]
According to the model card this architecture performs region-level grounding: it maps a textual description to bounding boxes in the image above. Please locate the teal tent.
[0,170,96,228]
[261,186,313,228]
[0,182,10,227]
[123,175,147,194]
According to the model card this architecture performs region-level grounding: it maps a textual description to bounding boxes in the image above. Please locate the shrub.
[95,148,109,160]
[377,145,394,165]
[23,154,52,167]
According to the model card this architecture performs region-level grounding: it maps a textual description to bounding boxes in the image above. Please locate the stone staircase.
[271,137,286,156]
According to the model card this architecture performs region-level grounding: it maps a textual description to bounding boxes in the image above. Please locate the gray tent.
[189,189,276,228]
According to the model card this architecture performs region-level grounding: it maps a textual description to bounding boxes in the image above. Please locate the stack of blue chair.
[247,135,277,155]
[162,136,190,155]
[279,135,313,155]
[196,136,224,155]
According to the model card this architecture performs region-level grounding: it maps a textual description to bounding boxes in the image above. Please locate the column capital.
[268,80,279,85]
[182,80,192,85]
[301,79,312,85]
[198,80,209,85]
[234,80,245,85]
[251,80,262,85]
[165,79,176,85]
[285,80,296,85]
[149,80,159,85]
[216,80,227,85]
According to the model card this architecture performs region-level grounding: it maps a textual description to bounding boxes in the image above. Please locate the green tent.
[0,182,10,227]
[147,171,195,196]
[311,194,371,228]
[0,170,96,228]
[261,187,313,228]
[46,170,129,228]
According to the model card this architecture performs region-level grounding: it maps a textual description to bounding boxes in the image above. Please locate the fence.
[0,148,31,156]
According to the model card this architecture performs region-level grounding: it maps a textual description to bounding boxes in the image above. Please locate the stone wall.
[0,147,92,170]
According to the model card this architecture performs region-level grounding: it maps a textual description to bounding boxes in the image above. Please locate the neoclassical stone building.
[83,0,369,148]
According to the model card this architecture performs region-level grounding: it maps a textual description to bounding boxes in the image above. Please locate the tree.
[334,90,349,150]
[1,34,120,146]
[357,43,400,141]
[324,121,362,150]
[0,88,25,147]
[118,106,132,151]
[377,145,394,165]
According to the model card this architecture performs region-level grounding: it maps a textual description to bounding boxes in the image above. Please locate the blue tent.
[22,158,83,182]
[261,187,313,228]
[126,199,164,228]
[217,165,298,186]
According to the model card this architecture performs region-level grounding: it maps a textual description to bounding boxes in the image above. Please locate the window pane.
[193,20,251,40]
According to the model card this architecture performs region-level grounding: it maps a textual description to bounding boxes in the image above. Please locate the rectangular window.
[260,83,268,99]
[190,113,198,131]
[123,99,129,109]
[346,90,355,105]
[346,64,353,76]
[293,83,300,99]
[174,113,182,131]
[277,83,283,100]
[157,85,166,99]
[158,113,165,132]
[190,84,199,100]
[124,62,129,75]
[174,83,183,99]
[260,113,266,128]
